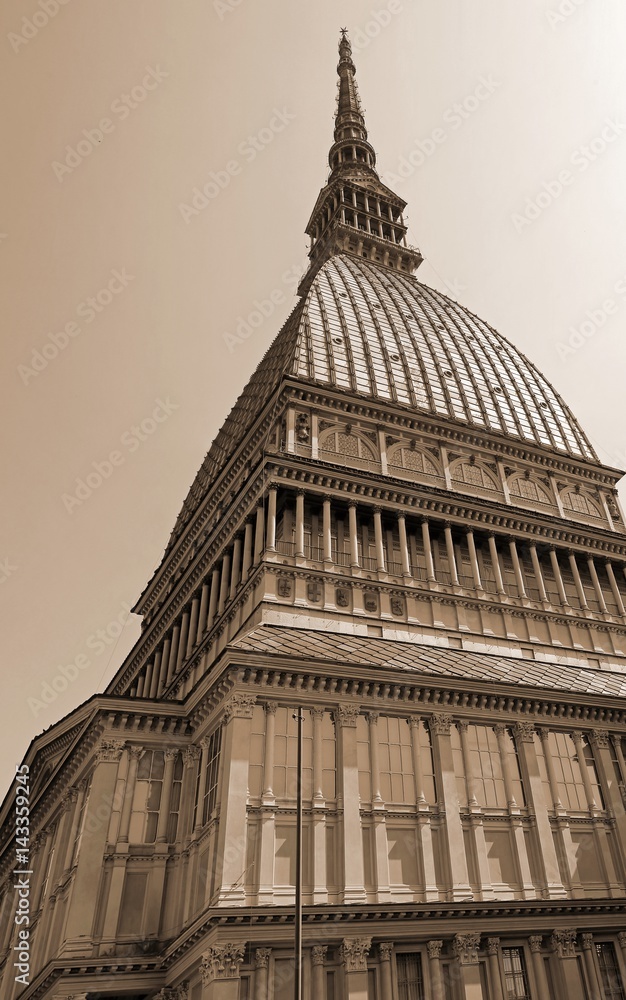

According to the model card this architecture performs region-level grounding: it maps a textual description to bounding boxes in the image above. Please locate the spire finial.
[333,28,370,157]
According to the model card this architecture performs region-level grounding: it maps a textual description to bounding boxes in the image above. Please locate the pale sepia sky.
[2,0,626,795]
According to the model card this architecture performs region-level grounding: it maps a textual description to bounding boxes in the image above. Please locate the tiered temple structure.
[2,29,626,1000]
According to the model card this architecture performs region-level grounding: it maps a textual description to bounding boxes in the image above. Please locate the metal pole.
[294,707,303,1000]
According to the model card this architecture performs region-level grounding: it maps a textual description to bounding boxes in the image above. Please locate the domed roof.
[297,254,595,461]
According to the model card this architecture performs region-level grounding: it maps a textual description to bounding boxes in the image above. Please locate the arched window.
[561,487,603,518]
[450,458,500,492]
[319,426,378,465]
[508,474,553,505]
[387,442,441,478]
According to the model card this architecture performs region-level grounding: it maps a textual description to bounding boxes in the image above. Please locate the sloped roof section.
[231,624,626,699]
[167,253,596,551]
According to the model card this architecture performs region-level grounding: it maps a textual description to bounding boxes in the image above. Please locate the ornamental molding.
[340,937,372,972]
[200,944,246,983]
[551,929,577,958]
[453,933,481,965]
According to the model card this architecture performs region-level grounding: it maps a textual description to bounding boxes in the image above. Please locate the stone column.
[197,582,210,642]
[591,731,626,863]
[340,937,371,1000]
[551,930,585,1000]
[323,497,333,564]
[217,554,231,615]
[444,522,459,586]
[367,712,383,805]
[62,783,85,876]
[509,539,527,599]
[430,714,472,899]
[458,721,493,900]
[187,597,200,657]
[207,567,221,631]
[421,518,437,583]
[618,931,626,968]
[348,502,360,568]
[494,726,533,897]
[537,728,563,812]
[311,709,328,903]
[529,544,549,603]
[295,490,305,558]
[312,708,324,802]
[229,537,242,599]
[452,933,484,999]
[311,946,327,999]
[587,557,608,613]
[254,947,271,1000]
[373,507,386,572]
[156,749,179,843]
[379,942,394,1000]
[568,553,588,610]
[398,514,411,578]
[537,730,582,894]
[427,940,445,1000]
[62,739,124,955]
[571,732,599,813]
[176,610,190,673]
[605,561,625,616]
[200,944,245,1000]
[408,718,438,899]
[580,934,602,999]
[266,487,277,552]
[166,624,180,684]
[241,521,254,583]
[253,503,265,565]
[258,703,277,904]
[488,533,506,595]
[528,936,551,1000]
[194,737,210,833]
[549,548,569,607]
[335,704,366,902]
[261,702,277,802]
[486,938,504,1000]
[214,695,256,903]
[148,648,162,697]
[466,530,483,592]
[118,745,142,843]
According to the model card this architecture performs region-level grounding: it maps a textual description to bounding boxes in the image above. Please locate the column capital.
[589,729,610,749]
[372,505,383,515]
[255,947,271,969]
[95,738,125,763]
[164,748,180,762]
[311,707,325,721]
[493,723,508,737]
[529,935,544,953]
[348,499,358,509]
[618,931,626,950]
[580,933,594,951]
[551,929,577,958]
[430,713,453,736]
[333,703,360,728]
[184,745,201,764]
[264,700,278,716]
[366,711,379,725]
[427,940,443,960]
[420,515,430,525]
[200,944,246,983]
[456,720,469,734]
[536,727,551,743]
[513,721,536,743]
[379,942,393,962]
[453,932,481,965]
[311,945,327,967]
[340,937,372,973]
[486,937,501,956]
[223,693,256,721]
[296,487,306,497]
[407,716,421,729]
[127,744,144,761]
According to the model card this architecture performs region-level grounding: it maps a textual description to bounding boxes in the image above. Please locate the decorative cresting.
[340,937,372,972]
[200,944,246,983]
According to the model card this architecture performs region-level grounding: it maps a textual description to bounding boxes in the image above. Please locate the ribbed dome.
[297,255,595,461]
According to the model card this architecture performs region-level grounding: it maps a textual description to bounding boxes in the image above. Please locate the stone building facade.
[1,29,626,1000]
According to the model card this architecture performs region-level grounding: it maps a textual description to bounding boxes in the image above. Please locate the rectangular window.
[396,952,425,1000]
[274,707,313,799]
[596,942,626,1000]
[502,947,531,999]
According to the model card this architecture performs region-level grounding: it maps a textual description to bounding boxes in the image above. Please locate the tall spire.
[298,30,422,295]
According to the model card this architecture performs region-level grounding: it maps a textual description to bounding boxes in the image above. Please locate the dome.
[296,254,595,462]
